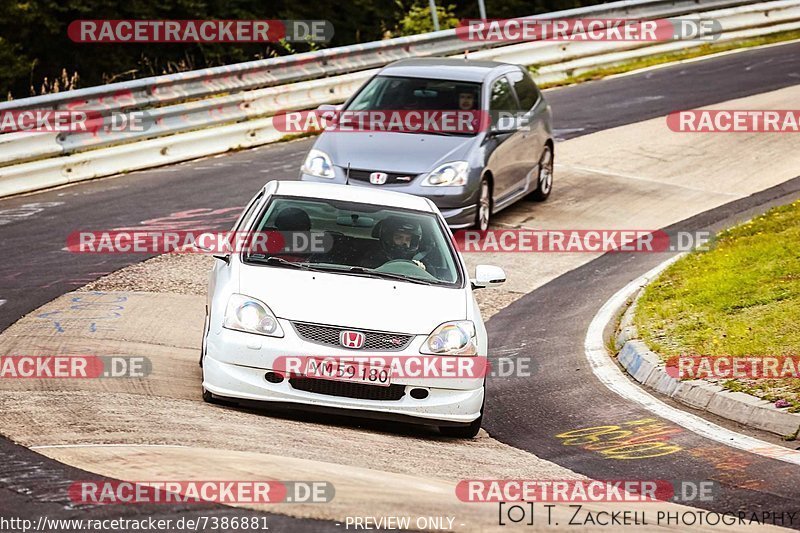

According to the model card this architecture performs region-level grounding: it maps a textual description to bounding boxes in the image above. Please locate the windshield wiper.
[419,130,470,137]
[247,255,315,270]
[250,259,442,286]
[344,266,437,286]
[377,128,471,137]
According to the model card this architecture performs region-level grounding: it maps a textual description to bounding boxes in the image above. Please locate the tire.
[440,395,484,438]
[528,145,554,202]
[474,179,491,231]
[202,386,236,406]
[440,413,483,438]
[202,387,217,404]
[200,308,216,403]
[199,310,209,367]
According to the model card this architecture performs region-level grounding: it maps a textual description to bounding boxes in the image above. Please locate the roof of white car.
[268,181,436,213]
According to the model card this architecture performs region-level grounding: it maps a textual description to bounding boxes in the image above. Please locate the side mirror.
[193,232,231,263]
[316,104,343,127]
[471,265,506,289]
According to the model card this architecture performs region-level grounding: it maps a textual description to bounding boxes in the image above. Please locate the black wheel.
[440,413,483,438]
[528,145,554,202]
[474,179,491,231]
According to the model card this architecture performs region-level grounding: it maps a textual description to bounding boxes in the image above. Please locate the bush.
[396,3,460,36]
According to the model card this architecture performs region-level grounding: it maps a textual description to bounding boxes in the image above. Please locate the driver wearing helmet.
[379,216,426,269]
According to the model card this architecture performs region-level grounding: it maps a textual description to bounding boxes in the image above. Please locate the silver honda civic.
[299,57,554,230]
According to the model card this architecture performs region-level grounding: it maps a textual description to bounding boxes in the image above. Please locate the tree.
[0,0,606,99]
[396,3,460,36]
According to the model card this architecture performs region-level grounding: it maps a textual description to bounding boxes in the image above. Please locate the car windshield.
[345,75,483,136]
[242,196,463,287]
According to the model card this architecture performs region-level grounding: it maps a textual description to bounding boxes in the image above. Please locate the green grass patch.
[536,30,800,89]
[635,199,800,411]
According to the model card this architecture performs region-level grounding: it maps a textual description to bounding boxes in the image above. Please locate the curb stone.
[613,285,800,439]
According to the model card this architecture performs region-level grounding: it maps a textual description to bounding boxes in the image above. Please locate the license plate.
[304,357,392,387]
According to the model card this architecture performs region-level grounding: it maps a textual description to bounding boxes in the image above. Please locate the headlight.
[421,321,478,356]
[223,294,284,337]
[421,161,470,187]
[301,149,336,179]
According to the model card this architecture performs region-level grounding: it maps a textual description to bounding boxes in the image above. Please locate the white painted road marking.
[585,254,800,466]
[558,163,740,196]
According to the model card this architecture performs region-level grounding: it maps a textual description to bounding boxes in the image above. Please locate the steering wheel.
[382,259,422,268]
[377,259,440,282]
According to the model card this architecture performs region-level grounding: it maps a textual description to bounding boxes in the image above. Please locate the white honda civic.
[199,180,505,437]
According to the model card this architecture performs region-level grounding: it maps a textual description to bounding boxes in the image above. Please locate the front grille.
[347,169,418,185]
[293,322,413,351]
[289,377,406,401]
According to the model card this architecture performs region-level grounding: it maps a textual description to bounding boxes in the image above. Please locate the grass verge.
[536,30,800,89]
[634,199,800,411]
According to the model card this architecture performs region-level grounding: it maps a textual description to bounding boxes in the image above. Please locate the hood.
[315,131,479,174]
[238,265,467,335]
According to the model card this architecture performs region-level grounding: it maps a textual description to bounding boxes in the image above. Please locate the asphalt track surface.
[2,41,800,332]
[486,176,800,523]
[1,41,800,528]
[0,436,338,532]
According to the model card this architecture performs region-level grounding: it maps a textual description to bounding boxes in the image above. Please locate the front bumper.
[203,320,485,425]
[437,204,478,229]
[300,171,479,229]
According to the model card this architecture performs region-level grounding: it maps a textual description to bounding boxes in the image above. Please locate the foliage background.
[0,0,605,99]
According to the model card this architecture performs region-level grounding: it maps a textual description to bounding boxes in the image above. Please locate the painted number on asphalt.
[0,202,64,226]
[555,418,683,460]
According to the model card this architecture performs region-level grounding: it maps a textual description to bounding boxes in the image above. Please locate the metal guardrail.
[0,0,797,197]
[0,0,756,115]
[473,1,800,79]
